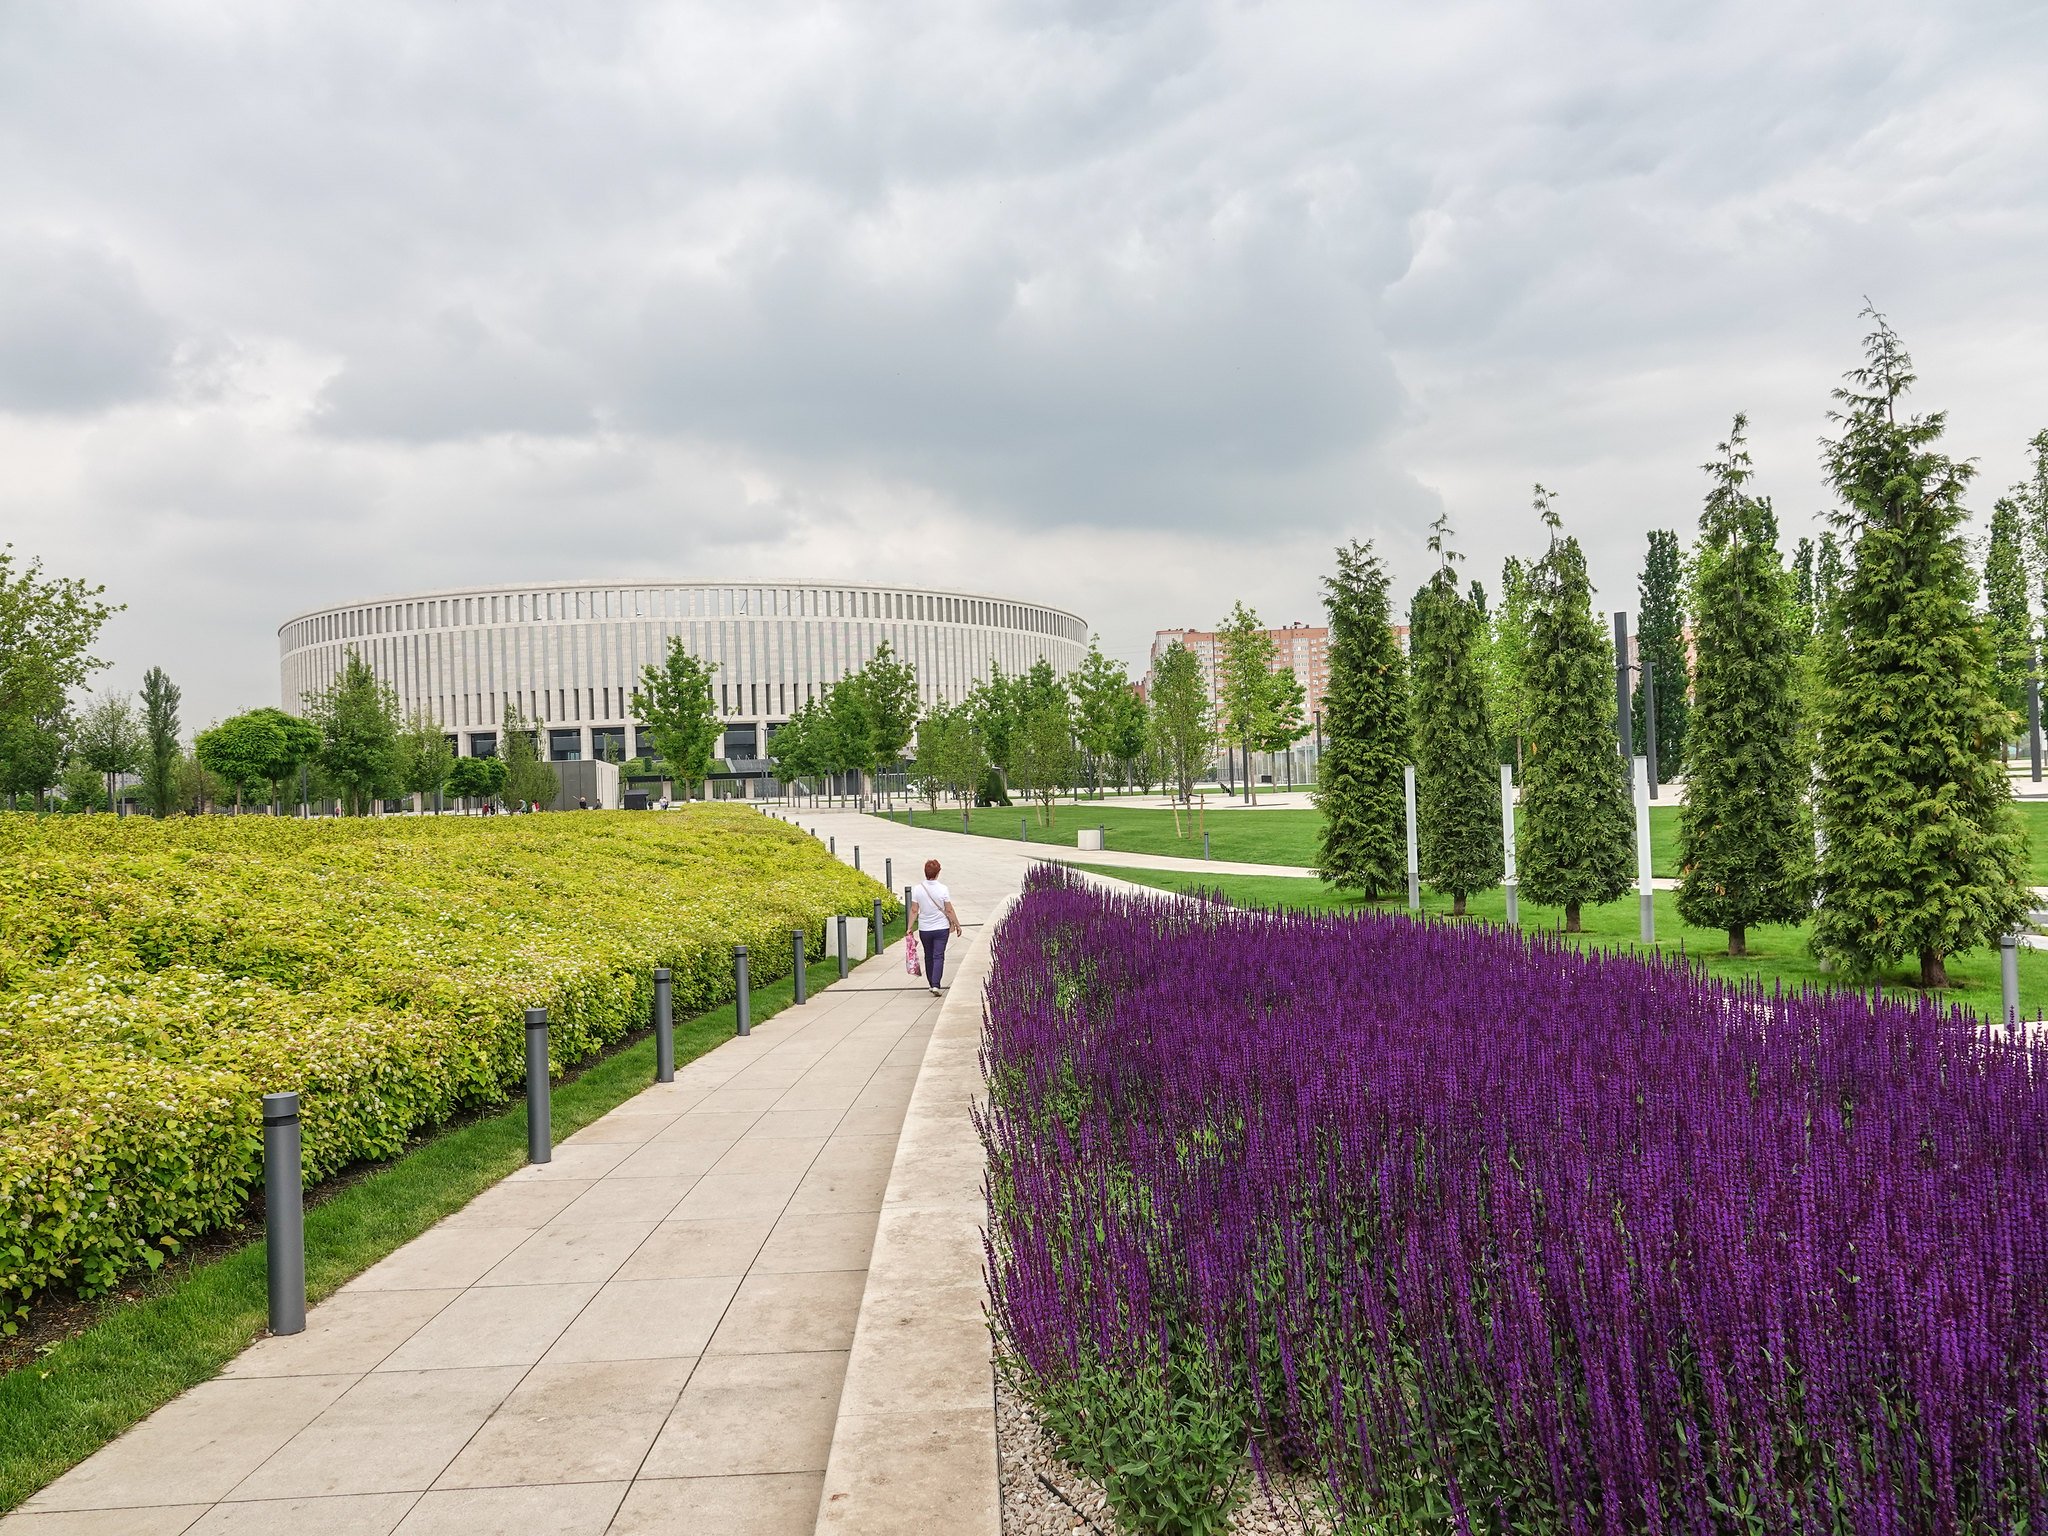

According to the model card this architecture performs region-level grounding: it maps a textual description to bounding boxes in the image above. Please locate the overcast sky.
[4,0,2045,729]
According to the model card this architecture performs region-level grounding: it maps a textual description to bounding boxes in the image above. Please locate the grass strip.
[1072,863,2048,1023]
[0,968,830,1512]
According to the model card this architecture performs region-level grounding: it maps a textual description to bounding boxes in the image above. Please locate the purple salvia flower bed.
[981,866,2048,1535]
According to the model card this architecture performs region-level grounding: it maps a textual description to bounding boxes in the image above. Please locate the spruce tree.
[1410,515,1503,915]
[1518,486,1634,932]
[1633,529,1688,773]
[1314,540,1409,895]
[1984,495,2033,733]
[1811,311,2029,988]
[1675,415,1811,956]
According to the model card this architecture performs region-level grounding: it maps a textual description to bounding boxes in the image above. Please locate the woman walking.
[909,858,962,998]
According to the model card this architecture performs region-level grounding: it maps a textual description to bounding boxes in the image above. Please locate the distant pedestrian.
[909,859,962,998]
[578,795,589,811]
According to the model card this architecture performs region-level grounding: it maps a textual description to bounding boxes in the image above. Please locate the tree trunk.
[1565,901,1582,933]
[1453,893,1467,917]
[1727,923,1746,958]
[1920,949,1949,989]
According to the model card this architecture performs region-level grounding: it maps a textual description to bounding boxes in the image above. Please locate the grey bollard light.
[1019,817,1028,842]
[734,945,751,1036]
[904,885,913,936]
[2003,931,2021,1028]
[854,845,861,871]
[873,898,885,957]
[262,1091,306,1336]
[793,929,809,1003]
[1403,764,1420,912]
[1203,831,1211,860]
[830,835,836,856]
[653,967,674,1083]
[884,856,893,891]
[525,1008,551,1164]
[837,915,850,979]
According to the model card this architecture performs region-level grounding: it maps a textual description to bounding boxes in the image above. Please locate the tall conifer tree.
[1676,416,1811,956]
[1314,540,1409,895]
[1410,515,1503,915]
[1811,311,2028,987]
[1984,496,2033,736]
[1518,486,1634,932]
[1633,529,1688,773]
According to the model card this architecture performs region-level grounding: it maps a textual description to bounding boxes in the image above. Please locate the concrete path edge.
[812,895,1014,1534]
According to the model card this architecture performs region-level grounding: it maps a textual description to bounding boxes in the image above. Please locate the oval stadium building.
[278,579,1089,770]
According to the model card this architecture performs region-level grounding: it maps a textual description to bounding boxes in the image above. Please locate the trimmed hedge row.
[0,807,889,1329]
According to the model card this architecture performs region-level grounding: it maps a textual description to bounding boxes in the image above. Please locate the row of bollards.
[260,922,864,1338]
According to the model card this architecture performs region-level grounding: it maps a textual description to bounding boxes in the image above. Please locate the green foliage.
[0,548,120,808]
[69,694,142,813]
[966,662,1026,775]
[1011,699,1078,825]
[1634,527,1689,772]
[138,667,182,818]
[1811,312,2030,986]
[1410,518,1502,913]
[1676,416,1813,954]
[910,701,987,816]
[1069,636,1135,795]
[396,713,455,807]
[1314,540,1409,896]
[1985,496,2034,723]
[1489,557,1535,767]
[445,753,508,805]
[498,705,557,808]
[302,649,400,815]
[1213,602,1301,797]
[840,640,922,789]
[58,757,108,812]
[194,710,289,810]
[1011,1350,1246,1536]
[1147,640,1213,808]
[631,637,721,797]
[1518,487,1634,929]
[0,808,889,1329]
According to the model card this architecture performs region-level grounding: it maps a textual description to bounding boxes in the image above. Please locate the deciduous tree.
[631,638,721,800]
[139,666,182,817]
[303,649,400,815]
[1147,640,1212,811]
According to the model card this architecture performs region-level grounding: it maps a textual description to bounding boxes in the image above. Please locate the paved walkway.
[9,964,937,1534]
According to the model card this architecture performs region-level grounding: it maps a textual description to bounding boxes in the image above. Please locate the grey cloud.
[0,235,171,412]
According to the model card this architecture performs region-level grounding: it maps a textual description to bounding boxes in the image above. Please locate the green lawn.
[0,968,832,1512]
[1072,863,2048,1023]
[886,800,2048,886]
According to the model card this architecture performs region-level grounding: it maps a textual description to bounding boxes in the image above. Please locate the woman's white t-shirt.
[911,881,953,932]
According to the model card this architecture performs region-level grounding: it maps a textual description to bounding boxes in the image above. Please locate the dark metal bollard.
[793,929,808,1003]
[854,845,861,871]
[263,1091,305,1336]
[830,835,836,856]
[653,967,674,1083]
[1020,817,1027,841]
[1203,831,1211,860]
[734,945,751,1036]
[525,1008,551,1164]
[873,899,884,957]
[2003,932,2021,1027]
[837,916,850,979]
[904,885,912,936]
[884,856,892,891]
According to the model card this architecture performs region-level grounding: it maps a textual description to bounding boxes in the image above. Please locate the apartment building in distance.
[1147,621,1331,722]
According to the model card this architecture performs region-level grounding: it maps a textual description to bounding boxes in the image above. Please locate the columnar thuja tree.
[1675,416,1811,956]
[1633,528,1688,772]
[1313,540,1409,895]
[1410,515,1501,915]
[1984,494,2033,741]
[1518,487,1633,932]
[1812,312,2029,988]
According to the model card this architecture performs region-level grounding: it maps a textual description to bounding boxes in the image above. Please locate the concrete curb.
[813,895,1013,1535]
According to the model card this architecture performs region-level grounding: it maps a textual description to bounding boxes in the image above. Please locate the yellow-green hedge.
[0,806,891,1329]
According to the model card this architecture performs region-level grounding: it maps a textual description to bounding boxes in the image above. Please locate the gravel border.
[994,1372,1338,1535]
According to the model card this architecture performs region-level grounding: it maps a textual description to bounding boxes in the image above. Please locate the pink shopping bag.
[904,930,922,976]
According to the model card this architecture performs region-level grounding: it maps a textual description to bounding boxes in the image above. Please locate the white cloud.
[2,0,2044,725]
